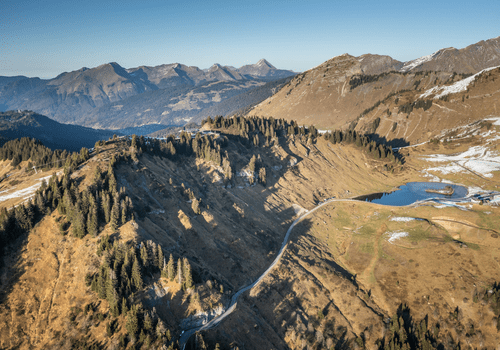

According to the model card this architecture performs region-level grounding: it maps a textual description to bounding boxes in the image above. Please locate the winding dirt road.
[179,198,350,348]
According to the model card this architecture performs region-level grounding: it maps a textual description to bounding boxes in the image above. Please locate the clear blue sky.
[1,0,499,78]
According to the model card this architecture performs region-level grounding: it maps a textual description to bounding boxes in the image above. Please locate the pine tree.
[109,197,120,232]
[121,297,128,315]
[126,306,139,339]
[106,268,118,315]
[258,167,267,186]
[102,192,111,224]
[140,244,149,271]
[177,258,183,285]
[183,257,193,290]
[131,255,143,290]
[72,210,86,238]
[156,319,167,339]
[195,332,208,350]
[167,254,175,281]
[151,242,158,269]
[143,313,153,332]
[120,199,127,225]
[97,265,107,299]
[93,165,102,188]
[87,200,99,237]
[158,245,164,271]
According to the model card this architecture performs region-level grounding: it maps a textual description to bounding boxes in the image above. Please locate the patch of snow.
[401,51,440,72]
[485,116,500,126]
[467,186,486,196]
[420,66,500,99]
[387,230,409,243]
[490,195,500,204]
[422,171,441,182]
[423,144,500,178]
[390,217,418,222]
[0,175,52,203]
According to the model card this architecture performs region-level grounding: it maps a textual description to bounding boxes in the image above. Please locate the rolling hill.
[0,110,117,151]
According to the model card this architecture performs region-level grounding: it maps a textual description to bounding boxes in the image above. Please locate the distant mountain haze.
[0,60,296,130]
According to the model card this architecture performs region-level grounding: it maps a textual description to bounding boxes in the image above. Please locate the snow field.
[419,66,500,99]
[386,230,409,243]
[0,175,53,203]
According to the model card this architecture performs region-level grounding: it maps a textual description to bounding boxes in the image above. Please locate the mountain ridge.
[0,59,297,130]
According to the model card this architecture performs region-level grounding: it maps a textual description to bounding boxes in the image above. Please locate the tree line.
[323,129,400,163]
[202,115,400,164]
[0,137,89,170]
[0,140,91,266]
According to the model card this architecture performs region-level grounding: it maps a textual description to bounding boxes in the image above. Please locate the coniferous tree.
[120,199,127,225]
[109,198,120,232]
[183,257,193,290]
[167,254,175,281]
[121,297,128,315]
[177,258,183,285]
[87,197,99,237]
[102,192,111,224]
[131,254,143,290]
[144,313,153,332]
[140,244,149,271]
[120,259,131,295]
[156,319,167,340]
[97,265,108,299]
[72,210,86,238]
[158,245,164,271]
[126,306,139,339]
[91,275,98,293]
[258,167,267,186]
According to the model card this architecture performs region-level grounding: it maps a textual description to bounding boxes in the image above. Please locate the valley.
[1,35,500,350]
[0,113,499,349]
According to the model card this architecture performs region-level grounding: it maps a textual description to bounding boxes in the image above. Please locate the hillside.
[352,66,500,146]
[81,80,266,129]
[1,114,499,349]
[248,54,463,131]
[0,110,118,151]
[247,36,500,138]
[401,36,500,73]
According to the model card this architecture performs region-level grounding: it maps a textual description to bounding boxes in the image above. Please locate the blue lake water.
[356,182,469,206]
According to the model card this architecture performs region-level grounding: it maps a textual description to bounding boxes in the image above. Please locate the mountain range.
[0,59,296,131]
[1,36,499,139]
